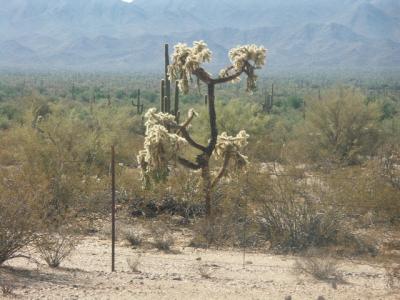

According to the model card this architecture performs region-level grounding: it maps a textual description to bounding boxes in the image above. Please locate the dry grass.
[385,264,400,290]
[127,254,142,273]
[150,225,174,252]
[198,264,213,279]
[123,229,143,247]
[0,280,14,296]
[295,251,343,286]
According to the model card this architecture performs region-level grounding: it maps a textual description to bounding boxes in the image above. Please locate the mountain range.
[0,0,399,72]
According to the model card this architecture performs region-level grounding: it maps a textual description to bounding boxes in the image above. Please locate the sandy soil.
[1,230,399,300]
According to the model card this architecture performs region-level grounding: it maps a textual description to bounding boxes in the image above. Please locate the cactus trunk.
[174,80,180,122]
[164,44,171,113]
[160,79,165,112]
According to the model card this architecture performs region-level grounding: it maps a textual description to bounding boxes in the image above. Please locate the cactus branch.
[211,151,231,189]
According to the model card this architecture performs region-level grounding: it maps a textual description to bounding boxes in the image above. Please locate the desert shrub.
[298,88,380,166]
[35,232,77,268]
[385,264,400,290]
[0,116,10,130]
[123,229,142,247]
[377,143,400,190]
[285,95,304,110]
[198,264,213,279]
[190,173,260,248]
[258,176,343,252]
[0,279,14,296]
[150,224,174,251]
[295,250,343,283]
[326,164,400,226]
[127,254,141,273]
[0,170,38,265]
[337,232,379,257]
[127,168,205,219]
[190,218,229,248]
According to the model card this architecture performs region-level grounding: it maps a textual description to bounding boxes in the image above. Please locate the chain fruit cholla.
[138,41,267,218]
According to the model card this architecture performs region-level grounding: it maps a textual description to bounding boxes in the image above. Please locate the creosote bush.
[35,232,77,268]
[248,168,344,252]
[259,200,342,252]
[0,170,38,266]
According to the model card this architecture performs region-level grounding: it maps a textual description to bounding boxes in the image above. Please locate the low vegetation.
[295,252,343,284]
[127,254,142,273]
[35,233,77,268]
[150,224,174,252]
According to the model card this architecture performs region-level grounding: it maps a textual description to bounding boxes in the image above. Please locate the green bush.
[298,89,381,166]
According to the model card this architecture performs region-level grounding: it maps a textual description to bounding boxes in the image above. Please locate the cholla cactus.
[215,130,250,173]
[222,45,267,92]
[229,45,266,70]
[168,41,212,94]
[143,108,176,134]
[138,109,187,186]
[139,41,267,217]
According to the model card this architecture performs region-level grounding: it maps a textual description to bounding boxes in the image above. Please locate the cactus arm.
[179,128,207,152]
[177,156,201,170]
[211,151,231,189]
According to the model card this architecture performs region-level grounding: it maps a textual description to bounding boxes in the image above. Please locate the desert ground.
[1,222,399,300]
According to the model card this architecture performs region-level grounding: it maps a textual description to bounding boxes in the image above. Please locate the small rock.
[196,257,201,261]
[285,296,292,300]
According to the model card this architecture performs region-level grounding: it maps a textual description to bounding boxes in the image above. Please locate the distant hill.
[0,0,399,72]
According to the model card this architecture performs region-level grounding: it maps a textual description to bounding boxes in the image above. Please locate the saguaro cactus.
[160,79,165,112]
[164,44,171,113]
[138,41,267,218]
[262,84,274,113]
[107,90,111,106]
[132,88,144,114]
